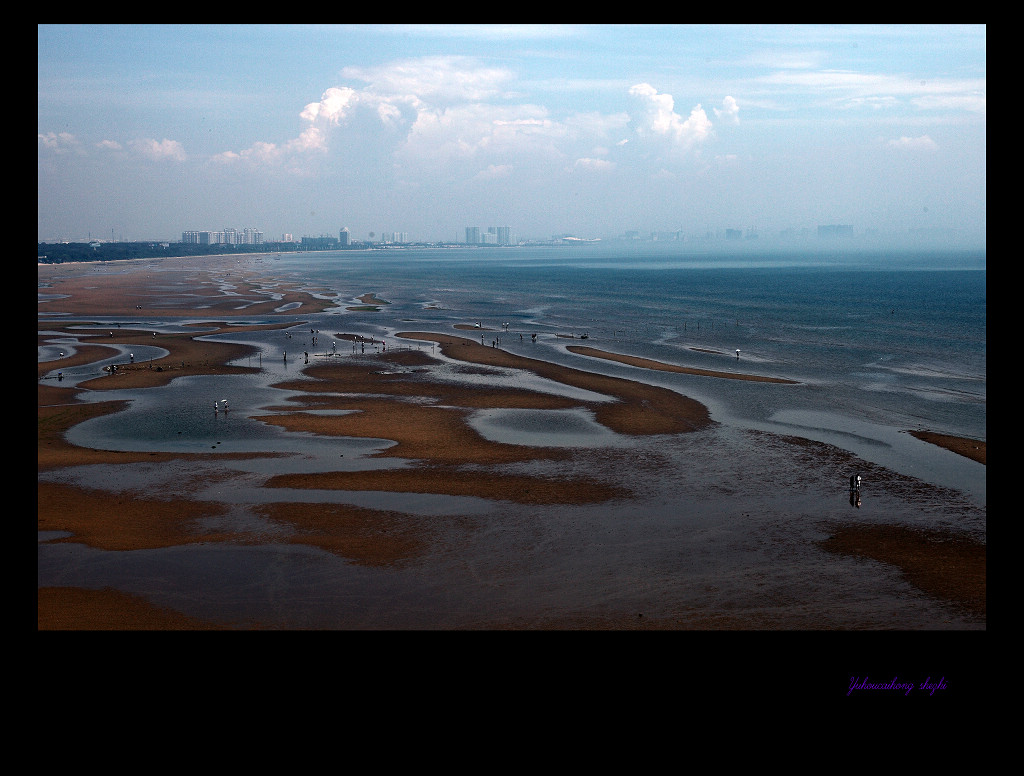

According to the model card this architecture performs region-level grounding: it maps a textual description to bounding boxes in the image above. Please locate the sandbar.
[565,344,798,383]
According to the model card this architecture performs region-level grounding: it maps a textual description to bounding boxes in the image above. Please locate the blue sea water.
[39,243,987,629]
[271,243,986,492]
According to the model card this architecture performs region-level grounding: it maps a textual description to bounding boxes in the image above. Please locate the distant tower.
[339,227,350,246]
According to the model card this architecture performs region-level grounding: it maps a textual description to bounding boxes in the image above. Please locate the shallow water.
[38,244,986,629]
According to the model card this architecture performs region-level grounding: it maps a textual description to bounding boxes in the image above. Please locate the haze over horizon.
[38,24,986,248]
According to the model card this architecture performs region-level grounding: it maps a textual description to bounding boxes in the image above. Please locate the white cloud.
[341,56,513,104]
[628,83,713,149]
[714,96,740,124]
[129,138,186,161]
[287,127,327,153]
[300,86,358,124]
[887,135,939,151]
[96,139,123,151]
[573,157,614,171]
[398,103,568,171]
[912,94,986,114]
[213,61,718,182]
[475,163,513,180]
[38,132,81,153]
[759,69,986,115]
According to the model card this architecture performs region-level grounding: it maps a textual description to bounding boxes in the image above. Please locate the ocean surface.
[262,243,987,498]
[39,243,987,629]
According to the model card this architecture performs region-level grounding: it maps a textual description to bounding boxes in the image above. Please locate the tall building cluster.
[182,227,263,245]
[465,226,512,245]
[178,224,517,247]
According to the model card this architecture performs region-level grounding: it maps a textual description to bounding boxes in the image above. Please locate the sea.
[39,242,987,630]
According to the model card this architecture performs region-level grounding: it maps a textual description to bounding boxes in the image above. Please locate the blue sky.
[38,24,986,245]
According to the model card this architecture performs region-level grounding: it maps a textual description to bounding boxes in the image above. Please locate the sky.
[38,24,986,246]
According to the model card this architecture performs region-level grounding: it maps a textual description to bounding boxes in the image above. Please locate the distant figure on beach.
[849,473,862,490]
[736,349,740,360]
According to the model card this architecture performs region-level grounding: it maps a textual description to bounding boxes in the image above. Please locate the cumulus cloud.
[300,86,358,124]
[216,61,714,178]
[714,96,740,124]
[628,83,713,149]
[287,127,327,153]
[130,138,186,161]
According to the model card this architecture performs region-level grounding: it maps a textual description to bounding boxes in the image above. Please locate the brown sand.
[38,258,986,629]
[38,587,227,630]
[909,430,986,465]
[39,260,337,317]
[820,524,986,619]
[394,333,713,435]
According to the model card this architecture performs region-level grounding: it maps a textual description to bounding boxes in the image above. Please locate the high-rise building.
[339,227,350,246]
[465,226,481,244]
[489,226,512,245]
[182,228,262,245]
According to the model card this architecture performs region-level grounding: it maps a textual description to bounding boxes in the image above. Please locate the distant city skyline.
[39,24,986,248]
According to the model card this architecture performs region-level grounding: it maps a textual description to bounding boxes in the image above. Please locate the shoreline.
[38,260,986,629]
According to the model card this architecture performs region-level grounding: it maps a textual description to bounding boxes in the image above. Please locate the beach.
[38,255,986,629]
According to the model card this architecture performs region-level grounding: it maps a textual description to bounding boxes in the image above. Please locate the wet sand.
[38,256,986,629]
[565,344,799,383]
